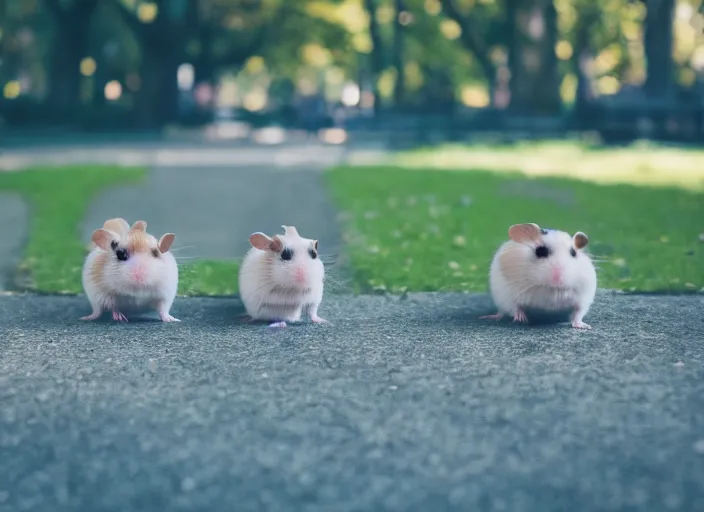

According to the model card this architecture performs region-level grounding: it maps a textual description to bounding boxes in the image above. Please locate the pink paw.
[571,320,591,330]
[512,310,528,324]
[80,312,101,321]
[310,315,328,324]
[112,311,128,322]
[159,314,181,323]
[269,321,287,328]
[480,313,503,321]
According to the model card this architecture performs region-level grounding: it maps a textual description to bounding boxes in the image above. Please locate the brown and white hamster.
[81,218,179,322]
[239,225,326,328]
[481,223,597,329]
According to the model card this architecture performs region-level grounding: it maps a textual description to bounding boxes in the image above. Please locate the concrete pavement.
[1,291,704,511]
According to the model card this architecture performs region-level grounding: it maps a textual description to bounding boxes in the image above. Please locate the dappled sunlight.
[392,141,704,190]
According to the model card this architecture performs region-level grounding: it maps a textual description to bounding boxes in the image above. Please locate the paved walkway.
[0,143,388,171]
[0,142,386,289]
[1,291,703,511]
[0,194,28,290]
[82,164,342,260]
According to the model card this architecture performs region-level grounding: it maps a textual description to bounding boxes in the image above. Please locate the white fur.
[488,229,597,328]
[239,229,325,324]
[81,239,179,322]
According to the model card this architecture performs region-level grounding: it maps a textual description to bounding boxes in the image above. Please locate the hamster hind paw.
[80,311,101,321]
[112,311,128,322]
[512,309,528,324]
[480,313,503,321]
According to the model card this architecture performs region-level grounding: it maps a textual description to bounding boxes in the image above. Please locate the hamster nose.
[551,267,563,284]
[294,267,307,284]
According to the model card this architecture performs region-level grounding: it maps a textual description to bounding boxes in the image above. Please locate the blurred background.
[2,0,704,145]
[0,0,702,299]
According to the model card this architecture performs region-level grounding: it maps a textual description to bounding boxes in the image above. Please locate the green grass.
[326,165,704,293]
[4,143,704,296]
[0,165,239,295]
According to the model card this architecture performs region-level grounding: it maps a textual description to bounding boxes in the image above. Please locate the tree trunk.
[43,0,99,119]
[392,0,406,108]
[135,44,180,128]
[47,28,89,117]
[506,0,561,116]
[644,0,675,98]
[570,5,598,127]
[363,0,384,117]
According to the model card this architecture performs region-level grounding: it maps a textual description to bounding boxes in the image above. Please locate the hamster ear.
[573,231,589,249]
[249,232,284,252]
[313,240,319,251]
[508,223,542,243]
[131,220,147,232]
[92,228,116,251]
[103,218,130,236]
[158,233,175,253]
[281,225,299,237]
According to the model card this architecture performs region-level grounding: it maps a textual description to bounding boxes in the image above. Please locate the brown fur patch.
[127,232,152,254]
[498,242,529,283]
[89,251,109,287]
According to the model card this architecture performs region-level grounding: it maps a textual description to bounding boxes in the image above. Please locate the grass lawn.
[3,141,703,296]
[326,163,704,294]
[0,166,239,295]
[390,140,704,190]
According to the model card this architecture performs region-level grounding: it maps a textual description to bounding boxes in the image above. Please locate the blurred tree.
[643,0,675,98]
[363,0,385,114]
[42,0,99,115]
[567,0,601,121]
[392,0,407,106]
[505,0,561,115]
[440,0,499,102]
[111,0,197,127]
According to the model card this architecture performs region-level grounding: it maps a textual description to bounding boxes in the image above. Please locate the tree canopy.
[1,0,703,128]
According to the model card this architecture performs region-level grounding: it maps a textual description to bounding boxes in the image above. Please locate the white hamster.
[481,223,597,329]
[81,218,179,322]
[239,225,326,328]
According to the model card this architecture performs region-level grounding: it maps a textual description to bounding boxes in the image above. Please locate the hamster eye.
[116,248,129,261]
[110,240,118,250]
[570,248,577,258]
[280,248,293,261]
[535,245,550,259]
[151,249,160,258]
[309,249,317,259]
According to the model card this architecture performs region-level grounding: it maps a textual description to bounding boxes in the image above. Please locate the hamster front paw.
[269,321,287,328]
[159,313,181,323]
[310,315,328,324]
